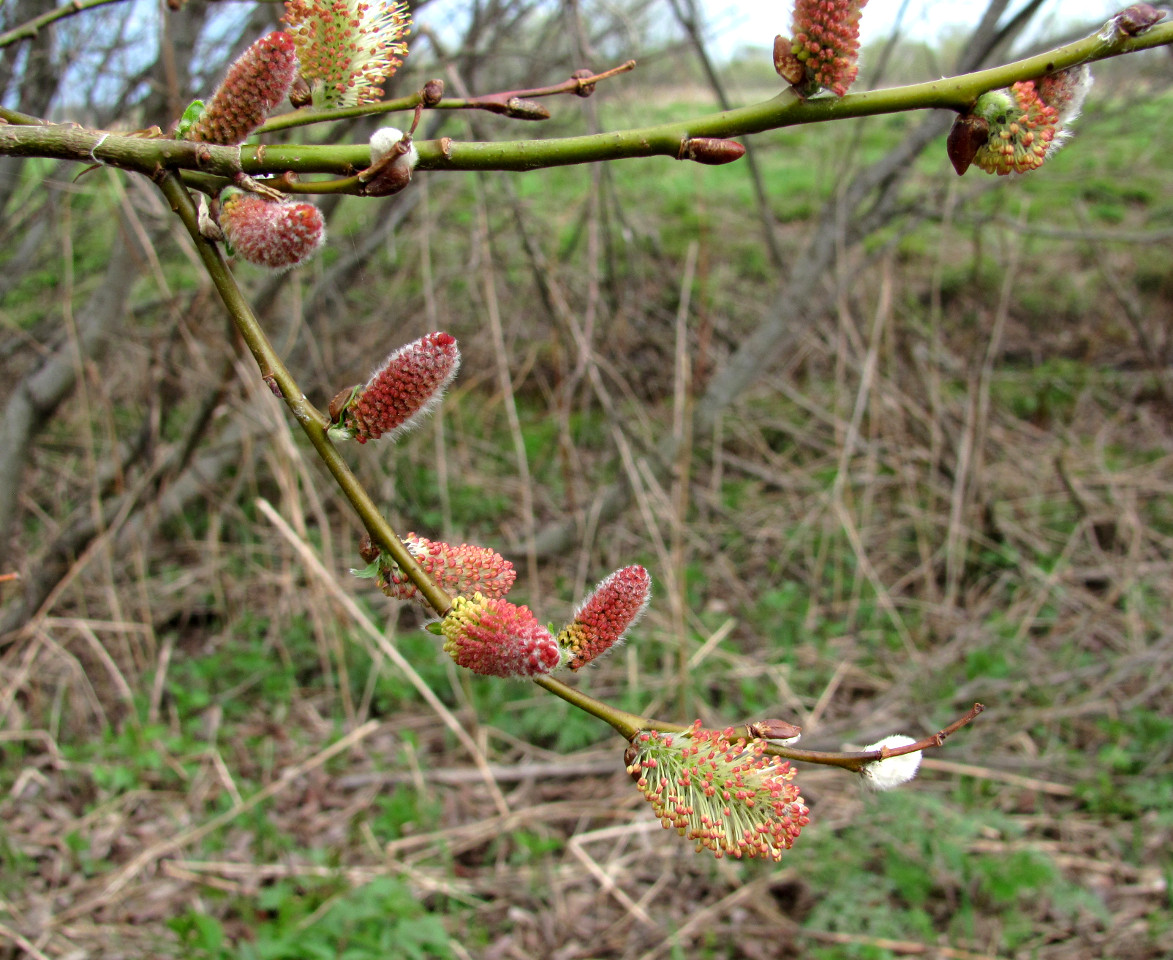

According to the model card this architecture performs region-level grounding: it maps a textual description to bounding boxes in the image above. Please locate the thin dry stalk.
[472,177,542,607]
[670,241,698,718]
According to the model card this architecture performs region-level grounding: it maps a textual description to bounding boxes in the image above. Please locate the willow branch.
[4,21,1170,180]
[153,170,453,617]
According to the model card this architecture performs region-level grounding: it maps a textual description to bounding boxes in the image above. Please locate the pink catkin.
[219,194,325,270]
[789,0,869,96]
[377,534,516,604]
[344,332,460,443]
[190,32,297,144]
[441,593,562,678]
[1036,64,1092,124]
[558,565,651,670]
[626,722,810,861]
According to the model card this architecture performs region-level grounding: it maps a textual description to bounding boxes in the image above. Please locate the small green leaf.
[175,100,205,139]
[350,558,382,580]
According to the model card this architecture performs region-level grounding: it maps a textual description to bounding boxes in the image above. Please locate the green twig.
[532,675,650,739]
[530,675,984,773]
[0,0,130,49]
[256,91,428,135]
[255,61,637,134]
[4,22,1170,182]
[0,106,48,126]
[153,169,453,617]
[762,702,987,772]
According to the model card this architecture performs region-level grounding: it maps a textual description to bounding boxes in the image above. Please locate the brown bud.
[623,742,640,780]
[746,719,803,742]
[358,533,380,565]
[504,97,551,120]
[677,137,746,165]
[362,160,415,197]
[572,68,597,98]
[289,75,312,109]
[328,385,358,422]
[1116,3,1166,35]
[361,130,418,197]
[773,35,806,87]
[946,113,990,176]
[422,79,445,107]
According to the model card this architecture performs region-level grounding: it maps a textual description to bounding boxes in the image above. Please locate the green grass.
[170,877,454,959]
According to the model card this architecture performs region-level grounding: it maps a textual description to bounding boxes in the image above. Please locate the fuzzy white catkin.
[369,126,419,168]
[860,734,922,790]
